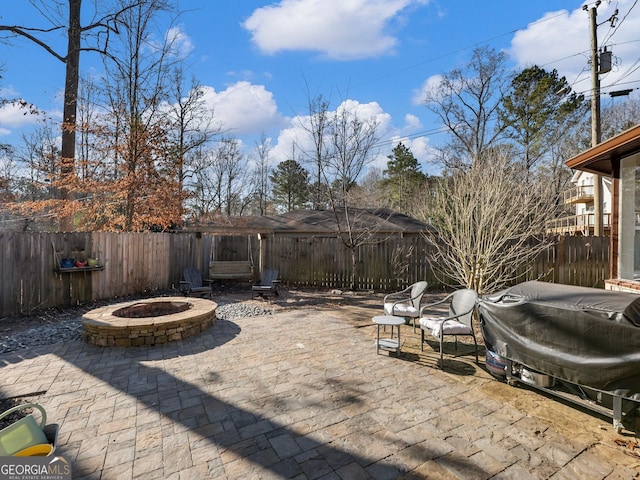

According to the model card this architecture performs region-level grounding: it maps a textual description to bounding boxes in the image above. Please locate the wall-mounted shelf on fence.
[54,265,105,274]
[51,240,104,274]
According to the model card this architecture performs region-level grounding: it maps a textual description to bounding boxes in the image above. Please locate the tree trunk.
[350,247,357,291]
[59,0,82,231]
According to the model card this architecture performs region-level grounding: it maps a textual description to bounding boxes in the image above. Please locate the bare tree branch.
[0,26,66,62]
[423,149,560,294]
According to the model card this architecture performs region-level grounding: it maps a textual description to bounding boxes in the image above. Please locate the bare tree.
[77,76,100,181]
[602,97,640,138]
[0,0,141,230]
[325,102,380,206]
[209,137,250,216]
[94,0,182,231]
[347,167,388,209]
[423,46,510,168]
[297,91,387,288]
[2,123,62,231]
[164,69,219,220]
[299,92,331,209]
[323,100,382,289]
[252,133,272,215]
[187,146,217,222]
[16,124,60,202]
[423,149,559,294]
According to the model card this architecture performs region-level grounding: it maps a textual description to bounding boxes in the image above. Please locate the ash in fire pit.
[113,301,191,318]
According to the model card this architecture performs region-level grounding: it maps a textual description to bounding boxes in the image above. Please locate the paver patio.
[1,294,639,479]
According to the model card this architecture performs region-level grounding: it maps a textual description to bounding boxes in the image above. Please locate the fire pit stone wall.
[82,297,217,347]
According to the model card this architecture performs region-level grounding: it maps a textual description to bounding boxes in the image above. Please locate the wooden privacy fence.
[0,231,609,318]
[523,235,610,288]
[261,234,610,290]
[267,235,436,290]
[0,231,212,317]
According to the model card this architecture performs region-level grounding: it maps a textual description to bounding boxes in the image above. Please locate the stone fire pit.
[82,297,217,347]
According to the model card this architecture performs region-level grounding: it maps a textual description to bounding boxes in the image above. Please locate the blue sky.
[1,0,639,174]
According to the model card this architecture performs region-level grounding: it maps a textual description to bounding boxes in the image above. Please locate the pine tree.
[270,160,310,212]
[383,143,426,212]
[499,65,587,171]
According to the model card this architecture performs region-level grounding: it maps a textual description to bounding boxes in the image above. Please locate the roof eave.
[565,124,640,175]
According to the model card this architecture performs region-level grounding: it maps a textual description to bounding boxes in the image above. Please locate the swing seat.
[208,261,254,279]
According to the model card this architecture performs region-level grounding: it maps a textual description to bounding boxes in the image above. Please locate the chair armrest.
[419,293,455,315]
[391,298,414,309]
[384,286,412,303]
[422,307,475,325]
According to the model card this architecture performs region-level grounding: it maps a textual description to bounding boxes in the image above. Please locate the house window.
[618,154,640,280]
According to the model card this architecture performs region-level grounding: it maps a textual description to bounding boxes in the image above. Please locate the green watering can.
[0,403,48,456]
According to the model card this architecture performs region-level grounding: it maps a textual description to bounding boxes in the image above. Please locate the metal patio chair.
[419,288,479,368]
[383,281,428,332]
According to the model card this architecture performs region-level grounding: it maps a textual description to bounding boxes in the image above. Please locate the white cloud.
[271,99,394,170]
[386,134,438,173]
[406,136,439,172]
[0,86,19,98]
[268,99,442,174]
[243,0,430,60]
[0,99,41,135]
[166,26,195,59]
[509,9,586,85]
[509,2,640,97]
[411,74,442,105]
[198,81,287,135]
[403,113,422,130]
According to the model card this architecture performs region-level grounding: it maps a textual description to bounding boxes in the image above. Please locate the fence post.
[557,235,566,285]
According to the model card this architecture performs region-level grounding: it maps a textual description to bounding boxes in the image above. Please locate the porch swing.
[208,234,255,279]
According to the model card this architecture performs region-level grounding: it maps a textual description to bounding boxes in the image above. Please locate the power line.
[353,11,570,90]
[373,126,449,150]
[602,0,638,44]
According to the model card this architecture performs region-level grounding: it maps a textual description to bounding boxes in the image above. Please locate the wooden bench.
[208,261,255,279]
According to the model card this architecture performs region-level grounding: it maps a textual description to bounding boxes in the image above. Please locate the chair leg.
[420,329,424,351]
[473,335,479,363]
[439,334,444,368]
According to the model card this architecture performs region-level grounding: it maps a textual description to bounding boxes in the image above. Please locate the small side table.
[372,315,405,355]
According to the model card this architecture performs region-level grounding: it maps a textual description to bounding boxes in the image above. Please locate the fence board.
[0,231,613,318]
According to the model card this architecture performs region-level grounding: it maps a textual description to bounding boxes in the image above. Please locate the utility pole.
[587,2,604,236]
[585,2,618,236]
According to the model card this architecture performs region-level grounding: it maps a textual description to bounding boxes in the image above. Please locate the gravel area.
[0,320,84,354]
[0,286,379,356]
[0,299,274,356]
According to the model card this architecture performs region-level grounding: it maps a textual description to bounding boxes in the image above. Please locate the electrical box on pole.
[599,47,612,74]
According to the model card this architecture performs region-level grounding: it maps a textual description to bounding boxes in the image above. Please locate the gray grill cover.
[478,281,640,400]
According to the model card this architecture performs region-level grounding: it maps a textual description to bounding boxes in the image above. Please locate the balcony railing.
[564,185,594,204]
[546,213,612,235]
